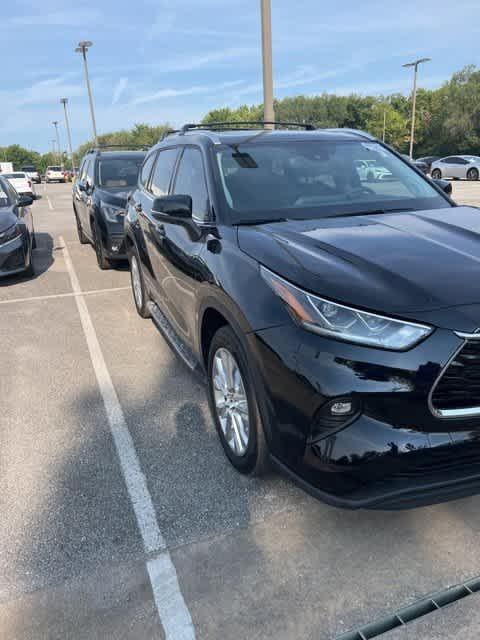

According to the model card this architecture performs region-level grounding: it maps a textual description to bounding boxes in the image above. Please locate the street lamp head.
[403,57,431,68]
[52,121,59,126]
[77,40,93,50]
[60,98,68,105]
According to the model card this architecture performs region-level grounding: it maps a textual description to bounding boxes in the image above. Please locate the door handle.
[154,222,166,239]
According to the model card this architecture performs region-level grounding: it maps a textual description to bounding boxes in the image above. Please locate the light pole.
[382,107,387,143]
[402,57,431,159]
[51,139,57,161]
[260,0,274,128]
[52,121,61,165]
[60,98,75,172]
[75,40,98,145]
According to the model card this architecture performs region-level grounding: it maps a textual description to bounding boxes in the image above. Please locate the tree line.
[2,65,479,171]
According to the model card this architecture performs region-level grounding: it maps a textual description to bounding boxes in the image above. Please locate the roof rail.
[159,129,180,142]
[180,121,316,134]
[86,144,150,153]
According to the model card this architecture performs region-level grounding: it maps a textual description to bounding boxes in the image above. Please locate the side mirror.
[18,195,33,206]
[152,195,192,219]
[433,178,452,196]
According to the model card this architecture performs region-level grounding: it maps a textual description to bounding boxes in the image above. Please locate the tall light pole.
[52,121,61,165]
[260,0,274,128]
[51,139,57,161]
[60,98,75,171]
[403,57,431,159]
[75,40,98,145]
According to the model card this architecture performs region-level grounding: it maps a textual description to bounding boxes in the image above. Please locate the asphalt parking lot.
[2,180,480,640]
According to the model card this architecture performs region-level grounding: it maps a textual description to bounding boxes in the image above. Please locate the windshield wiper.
[235,218,287,226]
[329,207,415,218]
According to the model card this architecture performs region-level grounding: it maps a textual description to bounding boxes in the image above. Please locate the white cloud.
[112,77,128,105]
[7,9,102,27]
[133,80,243,105]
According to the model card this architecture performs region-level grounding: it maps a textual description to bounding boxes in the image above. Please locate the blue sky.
[0,0,478,152]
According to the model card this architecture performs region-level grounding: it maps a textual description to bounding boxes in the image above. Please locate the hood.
[238,206,480,331]
[96,187,131,208]
[0,209,17,233]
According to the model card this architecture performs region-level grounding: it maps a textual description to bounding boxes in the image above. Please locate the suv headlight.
[0,224,21,245]
[101,203,124,223]
[261,267,432,350]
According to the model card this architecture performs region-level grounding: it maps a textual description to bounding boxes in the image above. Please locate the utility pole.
[52,121,61,165]
[75,40,98,145]
[382,107,387,143]
[60,98,75,171]
[260,0,275,129]
[51,139,57,160]
[402,57,431,159]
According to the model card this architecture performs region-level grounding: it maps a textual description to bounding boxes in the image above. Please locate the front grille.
[432,340,480,414]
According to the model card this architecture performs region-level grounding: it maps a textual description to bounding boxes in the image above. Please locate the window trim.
[147,146,180,197]
[171,144,212,223]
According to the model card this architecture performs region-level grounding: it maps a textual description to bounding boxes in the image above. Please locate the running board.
[148,302,206,382]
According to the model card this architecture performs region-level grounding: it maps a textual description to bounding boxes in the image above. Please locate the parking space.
[3,181,480,639]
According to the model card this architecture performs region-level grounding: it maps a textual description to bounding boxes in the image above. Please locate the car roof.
[157,127,375,150]
[91,150,146,159]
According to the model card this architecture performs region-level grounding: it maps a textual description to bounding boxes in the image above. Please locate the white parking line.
[60,237,195,640]
[46,195,54,210]
[0,286,131,306]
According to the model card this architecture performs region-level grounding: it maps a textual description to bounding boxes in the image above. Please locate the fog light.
[330,401,353,416]
[111,239,122,252]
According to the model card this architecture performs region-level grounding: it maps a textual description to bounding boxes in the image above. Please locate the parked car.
[123,122,480,510]
[355,159,392,181]
[431,156,480,181]
[0,175,35,277]
[401,155,429,175]
[73,149,146,269]
[416,156,439,173]
[21,165,41,184]
[2,172,36,198]
[45,166,65,183]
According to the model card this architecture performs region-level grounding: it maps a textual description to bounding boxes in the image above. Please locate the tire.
[431,168,442,179]
[92,218,111,270]
[75,211,89,245]
[24,254,34,277]
[207,325,269,476]
[467,168,479,181]
[128,245,151,318]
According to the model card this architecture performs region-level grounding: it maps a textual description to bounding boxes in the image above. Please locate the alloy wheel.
[130,255,143,309]
[212,347,250,456]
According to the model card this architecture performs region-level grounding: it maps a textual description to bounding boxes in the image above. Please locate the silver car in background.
[431,155,480,181]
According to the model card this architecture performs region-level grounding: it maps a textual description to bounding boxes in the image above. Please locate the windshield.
[465,156,480,163]
[3,173,25,179]
[97,156,144,188]
[214,140,451,223]
[0,182,10,207]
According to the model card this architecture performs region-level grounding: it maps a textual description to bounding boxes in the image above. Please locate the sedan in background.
[431,156,480,181]
[21,165,41,184]
[0,176,35,278]
[2,172,36,198]
[45,166,65,183]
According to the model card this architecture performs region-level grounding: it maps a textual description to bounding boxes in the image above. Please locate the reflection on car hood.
[238,206,480,329]
[97,187,131,208]
[0,210,17,233]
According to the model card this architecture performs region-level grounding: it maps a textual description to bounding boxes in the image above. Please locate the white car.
[45,166,65,183]
[21,165,41,184]
[2,172,36,197]
[431,155,480,181]
[355,159,392,182]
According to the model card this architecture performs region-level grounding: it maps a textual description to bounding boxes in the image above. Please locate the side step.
[148,302,206,383]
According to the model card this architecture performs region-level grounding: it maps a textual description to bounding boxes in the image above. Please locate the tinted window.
[86,158,95,184]
[48,166,62,171]
[140,152,157,188]
[0,178,13,207]
[442,157,456,163]
[173,147,209,220]
[97,156,144,188]
[150,148,178,197]
[215,140,450,223]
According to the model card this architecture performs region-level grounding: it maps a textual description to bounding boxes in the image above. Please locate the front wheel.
[93,219,111,270]
[467,168,479,181]
[75,212,89,244]
[207,325,269,476]
[431,168,442,179]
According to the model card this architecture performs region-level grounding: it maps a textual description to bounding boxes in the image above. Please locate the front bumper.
[0,235,28,277]
[250,323,480,509]
[104,233,126,259]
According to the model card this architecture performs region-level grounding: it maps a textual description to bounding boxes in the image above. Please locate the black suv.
[125,122,480,510]
[73,148,146,269]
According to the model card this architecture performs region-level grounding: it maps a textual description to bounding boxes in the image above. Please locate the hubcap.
[131,256,143,308]
[212,348,250,456]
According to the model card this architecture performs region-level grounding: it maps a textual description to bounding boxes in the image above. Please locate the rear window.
[22,166,36,171]
[3,173,25,179]
[97,156,145,188]
[48,166,62,171]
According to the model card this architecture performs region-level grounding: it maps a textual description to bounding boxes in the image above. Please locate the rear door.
[138,147,179,302]
[154,145,211,345]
